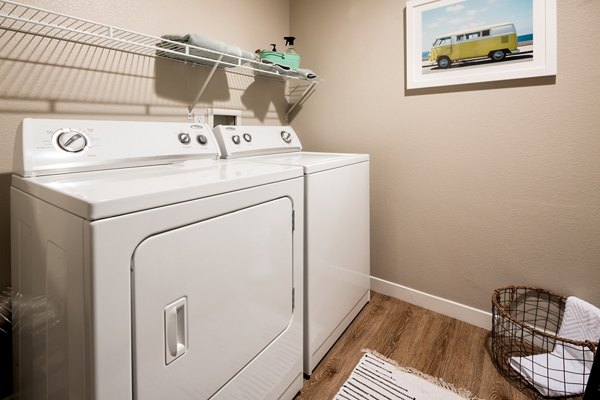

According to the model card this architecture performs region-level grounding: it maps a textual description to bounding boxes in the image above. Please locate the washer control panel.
[213,125,302,159]
[15,119,221,177]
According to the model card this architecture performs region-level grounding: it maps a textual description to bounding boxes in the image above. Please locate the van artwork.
[428,22,519,69]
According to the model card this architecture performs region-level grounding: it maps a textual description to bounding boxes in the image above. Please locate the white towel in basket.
[509,296,600,397]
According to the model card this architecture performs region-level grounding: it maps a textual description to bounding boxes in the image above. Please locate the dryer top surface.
[13,159,302,220]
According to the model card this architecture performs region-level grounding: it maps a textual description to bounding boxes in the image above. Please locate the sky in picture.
[421,0,533,52]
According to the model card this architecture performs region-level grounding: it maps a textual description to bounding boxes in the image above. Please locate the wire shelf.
[0,0,317,117]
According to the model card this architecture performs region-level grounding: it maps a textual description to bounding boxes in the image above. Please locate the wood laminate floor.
[295,291,543,400]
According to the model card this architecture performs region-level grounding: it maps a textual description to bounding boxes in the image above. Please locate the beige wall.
[290,0,600,311]
[0,0,292,292]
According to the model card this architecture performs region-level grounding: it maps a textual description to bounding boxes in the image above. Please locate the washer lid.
[12,159,302,220]
[249,151,369,174]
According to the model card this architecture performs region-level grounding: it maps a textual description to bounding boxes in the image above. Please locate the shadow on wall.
[0,32,290,122]
[154,57,231,105]
[153,57,289,122]
[243,77,318,122]
[242,78,289,121]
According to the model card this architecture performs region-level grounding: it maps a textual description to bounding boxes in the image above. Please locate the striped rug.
[334,350,481,400]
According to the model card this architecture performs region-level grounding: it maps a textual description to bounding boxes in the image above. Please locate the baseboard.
[370,276,492,330]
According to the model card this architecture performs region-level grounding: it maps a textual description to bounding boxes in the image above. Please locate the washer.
[11,119,304,400]
[214,125,370,375]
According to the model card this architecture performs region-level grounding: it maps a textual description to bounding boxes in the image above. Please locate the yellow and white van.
[428,23,519,69]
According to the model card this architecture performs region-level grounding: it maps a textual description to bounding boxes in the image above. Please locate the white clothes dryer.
[213,125,370,375]
[11,119,304,400]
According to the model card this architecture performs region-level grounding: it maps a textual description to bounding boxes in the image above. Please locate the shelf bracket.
[187,54,224,118]
[286,81,317,121]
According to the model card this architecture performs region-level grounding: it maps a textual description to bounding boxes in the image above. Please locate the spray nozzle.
[284,36,296,46]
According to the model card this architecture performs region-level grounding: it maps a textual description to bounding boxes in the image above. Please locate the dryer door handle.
[164,297,187,364]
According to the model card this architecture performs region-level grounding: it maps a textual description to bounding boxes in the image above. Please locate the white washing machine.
[213,125,370,375]
[11,119,304,400]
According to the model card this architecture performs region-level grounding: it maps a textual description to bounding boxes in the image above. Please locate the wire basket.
[491,286,597,399]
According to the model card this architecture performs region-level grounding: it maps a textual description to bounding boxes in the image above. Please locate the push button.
[243,133,252,142]
[232,135,241,145]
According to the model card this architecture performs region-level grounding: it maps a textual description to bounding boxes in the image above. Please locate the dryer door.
[132,197,294,399]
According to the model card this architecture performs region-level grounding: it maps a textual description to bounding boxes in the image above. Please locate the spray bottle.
[283,36,301,69]
[284,36,296,54]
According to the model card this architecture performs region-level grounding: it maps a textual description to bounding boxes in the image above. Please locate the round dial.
[56,129,88,153]
[178,132,191,144]
[197,134,208,145]
[281,130,292,144]
[232,135,241,145]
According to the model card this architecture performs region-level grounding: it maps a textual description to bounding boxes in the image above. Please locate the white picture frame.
[406,0,557,89]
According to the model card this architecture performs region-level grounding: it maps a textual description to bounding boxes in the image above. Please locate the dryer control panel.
[213,125,302,159]
[14,119,221,177]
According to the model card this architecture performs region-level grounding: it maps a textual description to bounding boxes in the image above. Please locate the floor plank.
[295,291,538,400]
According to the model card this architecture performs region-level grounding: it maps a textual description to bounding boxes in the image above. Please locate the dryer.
[11,119,304,399]
[213,125,370,375]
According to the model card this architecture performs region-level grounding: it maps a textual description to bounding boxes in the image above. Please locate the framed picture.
[406,0,556,89]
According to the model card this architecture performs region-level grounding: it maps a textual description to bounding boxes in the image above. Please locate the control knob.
[178,133,191,144]
[197,134,208,145]
[55,128,88,153]
[281,130,292,143]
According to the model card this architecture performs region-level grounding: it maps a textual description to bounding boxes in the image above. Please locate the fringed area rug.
[334,350,482,400]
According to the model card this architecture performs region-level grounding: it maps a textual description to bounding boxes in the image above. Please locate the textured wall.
[290,0,600,311]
